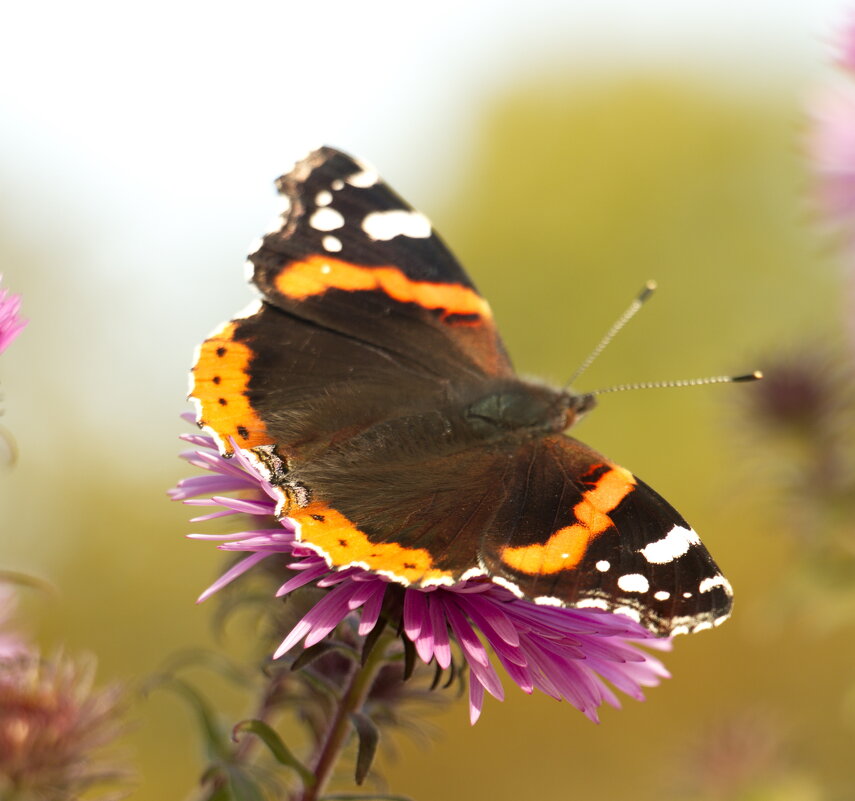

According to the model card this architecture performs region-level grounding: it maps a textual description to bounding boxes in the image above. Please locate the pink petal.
[197,551,269,602]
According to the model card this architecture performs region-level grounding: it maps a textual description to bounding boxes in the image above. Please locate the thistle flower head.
[172,425,671,724]
[0,652,127,800]
[743,349,845,435]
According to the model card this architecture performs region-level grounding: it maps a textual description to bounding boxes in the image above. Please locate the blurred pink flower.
[809,18,855,353]
[172,426,671,724]
[0,276,26,355]
[836,13,855,73]
[810,89,855,221]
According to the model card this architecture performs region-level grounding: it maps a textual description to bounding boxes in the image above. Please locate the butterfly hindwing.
[479,436,733,635]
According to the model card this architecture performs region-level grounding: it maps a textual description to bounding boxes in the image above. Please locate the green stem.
[300,633,393,801]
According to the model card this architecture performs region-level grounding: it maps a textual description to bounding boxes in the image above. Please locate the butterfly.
[189,146,732,636]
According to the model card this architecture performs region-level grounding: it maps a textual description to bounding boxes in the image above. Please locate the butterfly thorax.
[283,380,595,481]
[462,380,595,440]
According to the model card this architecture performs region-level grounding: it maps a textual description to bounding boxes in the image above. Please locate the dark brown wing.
[285,429,731,637]
[248,146,513,381]
[190,146,514,455]
[479,435,733,636]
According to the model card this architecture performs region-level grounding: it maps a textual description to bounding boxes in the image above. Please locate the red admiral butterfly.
[189,146,733,636]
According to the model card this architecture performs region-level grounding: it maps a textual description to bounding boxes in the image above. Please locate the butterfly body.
[190,146,733,636]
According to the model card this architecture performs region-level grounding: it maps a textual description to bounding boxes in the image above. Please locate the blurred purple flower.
[836,13,855,74]
[810,89,855,222]
[172,426,671,724]
[810,18,855,351]
[0,652,127,799]
[0,276,26,355]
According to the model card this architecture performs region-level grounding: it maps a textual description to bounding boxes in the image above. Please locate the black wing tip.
[275,146,367,195]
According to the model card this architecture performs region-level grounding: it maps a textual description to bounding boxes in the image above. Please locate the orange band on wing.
[274,255,492,320]
[190,322,272,453]
[292,502,452,585]
[500,465,636,575]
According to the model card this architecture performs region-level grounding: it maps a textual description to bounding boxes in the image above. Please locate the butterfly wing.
[190,147,513,455]
[189,146,732,637]
[249,146,513,380]
[479,435,733,635]
[284,430,731,636]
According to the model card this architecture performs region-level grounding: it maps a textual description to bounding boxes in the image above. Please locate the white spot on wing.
[692,621,713,632]
[320,263,332,274]
[310,207,345,231]
[699,575,733,595]
[322,235,342,252]
[346,168,378,188]
[653,590,671,601]
[575,598,609,611]
[617,573,650,593]
[420,575,455,588]
[490,576,524,597]
[595,560,610,572]
[639,525,700,564]
[362,210,431,241]
[670,624,690,636]
[331,179,344,191]
[315,190,332,207]
[459,567,488,582]
[533,595,564,607]
[612,605,642,623]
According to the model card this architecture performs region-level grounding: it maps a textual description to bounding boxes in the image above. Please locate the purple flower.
[172,424,671,724]
[0,276,26,355]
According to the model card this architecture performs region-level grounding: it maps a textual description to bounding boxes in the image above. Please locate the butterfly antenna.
[565,280,657,388]
[587,371,763,396]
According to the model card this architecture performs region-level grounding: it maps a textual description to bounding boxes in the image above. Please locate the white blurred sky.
[0,0,852,455]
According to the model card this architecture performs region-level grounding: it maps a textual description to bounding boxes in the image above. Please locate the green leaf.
[157,647,255,687]
[299,666,342,702]
[232,719,315,789]
[429,660,443,691]
[212,589,277,638]
[204,781,233,801]
[196,761,271,801]
[291,639,356,672]
[224,765,269,801]
[350,712,379,786]
[147,675,230,760]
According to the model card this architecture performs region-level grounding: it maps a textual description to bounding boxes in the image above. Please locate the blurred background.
[2,1,855,798]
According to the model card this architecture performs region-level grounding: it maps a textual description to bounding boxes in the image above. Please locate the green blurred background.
[2,2,854,799]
